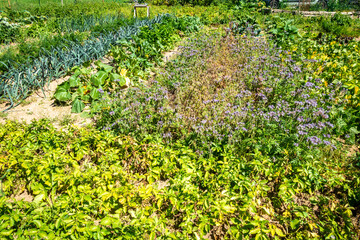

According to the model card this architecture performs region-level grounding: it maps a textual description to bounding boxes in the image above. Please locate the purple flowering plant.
[97,32,347,159]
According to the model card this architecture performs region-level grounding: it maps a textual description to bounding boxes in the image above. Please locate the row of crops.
[0,0,359,239]
[1,14,168,110]
[0,3,221,109]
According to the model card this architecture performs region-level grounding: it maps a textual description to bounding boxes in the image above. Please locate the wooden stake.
[8,0,11,8]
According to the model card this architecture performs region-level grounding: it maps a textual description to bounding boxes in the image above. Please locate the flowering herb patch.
[98,33,346,154]
[94,32,359,238]
[289,34,360,125]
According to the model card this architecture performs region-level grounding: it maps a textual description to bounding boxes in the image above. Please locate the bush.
[319,13,360,37]
[0,17,21,43]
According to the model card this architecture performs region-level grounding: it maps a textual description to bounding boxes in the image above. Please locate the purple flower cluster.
[98,33,345,153]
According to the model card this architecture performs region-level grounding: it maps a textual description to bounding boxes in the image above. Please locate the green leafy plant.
[54,61,128,113]
[267,16,301,46]
[0,16,21,43]
[319,13,360,37]
[0,15,167,111]
[230,14,261,36]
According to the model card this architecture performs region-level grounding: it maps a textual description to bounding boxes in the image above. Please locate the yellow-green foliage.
[0,117,359,238]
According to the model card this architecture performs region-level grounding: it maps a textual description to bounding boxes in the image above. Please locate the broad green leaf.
[89,225,98,232]
[80,94,90,102]
[70,66,80,72]
[71,99,85,113]
[110,73,121,81]
[290,219,300,230]
[25,229,38,235]
[90,88,100,100]
[110,73,126,87]
[0,230,13,236]
[55,218,62,229]
[33,194,44,204]
[249,228,260,235]
[73,69,82,77]
[270,227,275,236]
[149,232,156,240]
[54,88,71,102]
[69,75,80,88]
[80,67,91,75]
[12,214,19,222]
[275,227,286,237]
[58,81,70,91]
[91,71,108,87]
[157,198,163,209]
[33,220,42,228]
[95,61,113,73]
[100,217,112,226]
[38,231,48,238]
[72,92,79,102]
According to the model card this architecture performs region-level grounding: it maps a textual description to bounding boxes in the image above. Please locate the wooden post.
[8,0,11,8]
[133,4,150,19]
[61,0,63,6]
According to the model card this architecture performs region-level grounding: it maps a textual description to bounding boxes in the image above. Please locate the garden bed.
[0,3,359,239]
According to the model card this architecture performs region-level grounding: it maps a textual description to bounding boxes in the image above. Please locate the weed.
[59,114,75,126]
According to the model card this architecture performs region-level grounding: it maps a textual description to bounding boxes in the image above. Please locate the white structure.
[133,3,150,18]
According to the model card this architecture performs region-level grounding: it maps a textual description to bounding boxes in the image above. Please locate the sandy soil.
[0,75,92,129]
[163,47,178,62]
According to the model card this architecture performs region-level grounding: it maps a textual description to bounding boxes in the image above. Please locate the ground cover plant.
[0,3,245,77]
[287,33,360,135]
[254,12,360,136]
[0,0,128,14]
[0,14,22,44]
[310,0,360,11]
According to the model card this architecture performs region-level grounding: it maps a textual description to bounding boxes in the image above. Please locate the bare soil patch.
[0,75,92,128]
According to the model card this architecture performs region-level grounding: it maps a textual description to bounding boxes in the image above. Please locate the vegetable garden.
[0,0,359,239]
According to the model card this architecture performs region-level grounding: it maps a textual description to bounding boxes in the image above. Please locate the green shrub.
[0,17,21,43]
[319,13,360,37]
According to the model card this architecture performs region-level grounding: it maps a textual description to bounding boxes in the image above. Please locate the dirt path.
[0,75,92,128]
